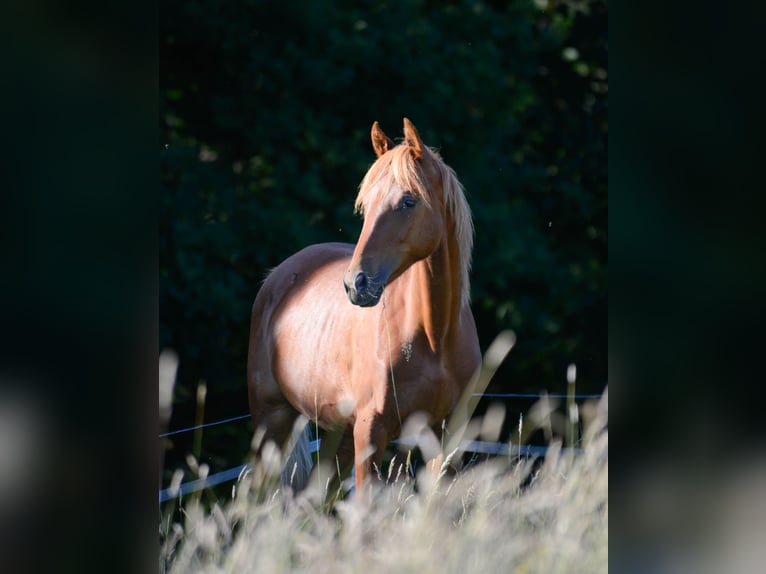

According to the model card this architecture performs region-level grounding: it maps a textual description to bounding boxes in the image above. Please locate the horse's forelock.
[355,145,432,214]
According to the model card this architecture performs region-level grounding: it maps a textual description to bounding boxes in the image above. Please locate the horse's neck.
[409,234,463,352]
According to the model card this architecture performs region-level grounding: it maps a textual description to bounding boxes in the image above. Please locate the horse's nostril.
[354,272,368,293]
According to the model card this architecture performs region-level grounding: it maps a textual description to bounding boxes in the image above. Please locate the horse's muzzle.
[343,271,383,307]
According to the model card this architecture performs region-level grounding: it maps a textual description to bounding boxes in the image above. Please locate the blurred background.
[160,0,607,481]
[7,0,766,571]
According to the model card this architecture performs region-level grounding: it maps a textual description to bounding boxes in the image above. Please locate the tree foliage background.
[160,0,607,477]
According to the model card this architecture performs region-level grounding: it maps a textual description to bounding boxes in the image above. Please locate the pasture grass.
[159,391,608,574]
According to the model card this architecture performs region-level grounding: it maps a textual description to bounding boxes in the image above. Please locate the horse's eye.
[398,194,417,210]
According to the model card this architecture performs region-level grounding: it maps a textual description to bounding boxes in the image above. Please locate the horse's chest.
[390,356,458,419]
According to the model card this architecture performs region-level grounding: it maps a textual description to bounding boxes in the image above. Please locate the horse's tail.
[280,418,313,492]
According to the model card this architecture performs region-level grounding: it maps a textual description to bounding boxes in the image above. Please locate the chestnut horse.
[247,118,481,492]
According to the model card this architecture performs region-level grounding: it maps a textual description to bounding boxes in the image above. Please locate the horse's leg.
[250,401,302,482]
[352,412,390,493]
[335,428,356,483]
[250,397,297,451]
[426,452,445,476]
[425,422,446,477]
[314,425,355,500]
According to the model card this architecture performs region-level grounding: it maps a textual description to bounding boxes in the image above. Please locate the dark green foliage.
[160,0,607,474]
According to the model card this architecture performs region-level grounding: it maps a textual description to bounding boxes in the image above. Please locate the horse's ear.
[371,121,394,158]
[402,118,423,159]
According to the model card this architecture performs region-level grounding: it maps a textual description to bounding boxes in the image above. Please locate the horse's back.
[261,242,353,294]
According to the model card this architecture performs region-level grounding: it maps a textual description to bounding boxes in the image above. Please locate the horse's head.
[344,118,447,307]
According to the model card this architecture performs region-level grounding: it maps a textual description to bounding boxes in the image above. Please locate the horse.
[247,118,481,494]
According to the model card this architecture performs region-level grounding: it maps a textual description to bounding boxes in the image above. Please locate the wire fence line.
[478,392,602,399]
[159,437,583,503]
[160,414,251,438]
[159,392,603,439]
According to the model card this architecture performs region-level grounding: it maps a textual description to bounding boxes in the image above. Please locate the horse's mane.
[354,144,474,306]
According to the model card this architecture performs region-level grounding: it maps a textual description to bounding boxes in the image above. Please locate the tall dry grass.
[160,390,607,574]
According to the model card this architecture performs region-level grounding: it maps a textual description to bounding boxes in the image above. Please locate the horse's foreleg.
[426,452,445,476]
[425,422,447,477]
[352,413,389,493]
[313,426,355,501]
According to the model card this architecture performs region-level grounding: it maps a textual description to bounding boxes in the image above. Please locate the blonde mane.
[354,144,474,306]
